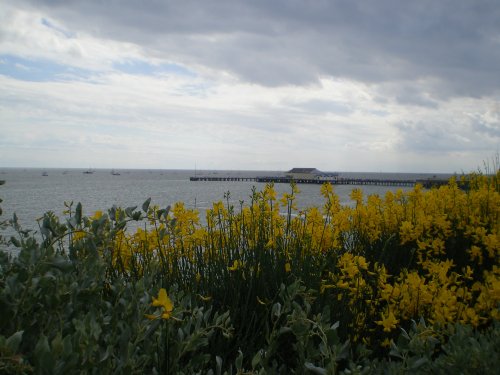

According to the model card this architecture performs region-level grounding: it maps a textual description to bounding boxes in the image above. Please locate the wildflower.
[484,234,499,259]
[197,294,212,302]
[320,282,334,294]
[256,296,267,305]
[399,221,414,244]
[285,262,291,273]
[228,260,242,271]
[147,288,173,320]
[381,338,392,348]
[350,189,363,206]
[468,245,483,264]
[376,311,399,332]
[355,256,369,270]
[280,193,292,208]
[266,238,274,249]
[73,230,86,241]
[263,183,277,201]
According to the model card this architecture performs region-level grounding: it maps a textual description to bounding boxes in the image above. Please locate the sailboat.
[83,168,94,174]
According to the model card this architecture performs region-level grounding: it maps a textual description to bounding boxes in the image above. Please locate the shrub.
[0,171,498,373]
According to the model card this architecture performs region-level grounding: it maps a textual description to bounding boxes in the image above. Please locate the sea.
[0,168,453,236]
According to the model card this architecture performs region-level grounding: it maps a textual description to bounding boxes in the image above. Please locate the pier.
[189,175,447,188]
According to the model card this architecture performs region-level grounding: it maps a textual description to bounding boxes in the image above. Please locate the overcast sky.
[1,0,499,172]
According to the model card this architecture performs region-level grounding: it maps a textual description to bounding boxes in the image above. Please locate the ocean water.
[0,168,452,232]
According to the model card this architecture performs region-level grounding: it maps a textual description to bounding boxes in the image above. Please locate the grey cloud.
[377,82,440,108]
[473,120,500,138]
[396,118,499,153]
[16,0,500,98]
[292,99,353,115]
[469,112,500,138]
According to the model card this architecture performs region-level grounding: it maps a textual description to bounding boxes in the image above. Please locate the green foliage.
[0,175,499,373]
[247,281,351,374]
[0,180,7,246]
[368,320,500,374]
[0,224,233,374]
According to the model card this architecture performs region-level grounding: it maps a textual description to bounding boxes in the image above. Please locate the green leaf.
[51,333,63,356]
[40,226,51,238]
[48,256,73,272]
[410,357,428,370]
[235,350,243,371]
[142,198,152,212]
[304,362,327,374]
[75,202,82,225]
[125,206,137,217]
[272,302,282,318]
[68,216,77,228]
[279,327,292,335]
[177,327,185,341]
[100,345,112,363]
[62,335,73,357]
[6,331,23,352]
[109,206,117,220]
[215,356,223,375]
[156,209,165,220]
[34,335,54,373]
[10,236,20,247]
[115,221,127,231]
[251,350,263,369]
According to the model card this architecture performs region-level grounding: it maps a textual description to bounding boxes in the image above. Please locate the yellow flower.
[381,338,393,348]
[320,282,335,294]
[228,260,242,271]
[91,210,103,220]
[148,288,174,320]
[350,188,363,205]
[400,221,415,244]
[376,311,399,332]
[468,245,483,264]
[285,262,291,273]
[73,230,86,241]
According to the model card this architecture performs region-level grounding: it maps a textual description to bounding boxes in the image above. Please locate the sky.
[0,0,499,173]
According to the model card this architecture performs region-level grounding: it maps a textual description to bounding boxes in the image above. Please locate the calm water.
[0,168,452,232]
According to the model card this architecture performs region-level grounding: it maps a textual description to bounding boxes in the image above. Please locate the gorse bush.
[0,171,499,373]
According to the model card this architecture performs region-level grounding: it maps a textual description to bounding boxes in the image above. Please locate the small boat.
[111,169,120,176]
[42,171,48,176]
[83,169,94,174]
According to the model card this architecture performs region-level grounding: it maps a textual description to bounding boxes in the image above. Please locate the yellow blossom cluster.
[146,288,174,320]
[72,173,499,341]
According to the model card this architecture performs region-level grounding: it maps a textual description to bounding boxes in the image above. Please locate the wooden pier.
[190,176,257,182]
[189,176,446,187]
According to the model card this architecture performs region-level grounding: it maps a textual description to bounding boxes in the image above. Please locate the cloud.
[1,1,499,173]
[0,2,145,72]
[396,114,499,154]
[9,0,500,99]
[468,103,500,138]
